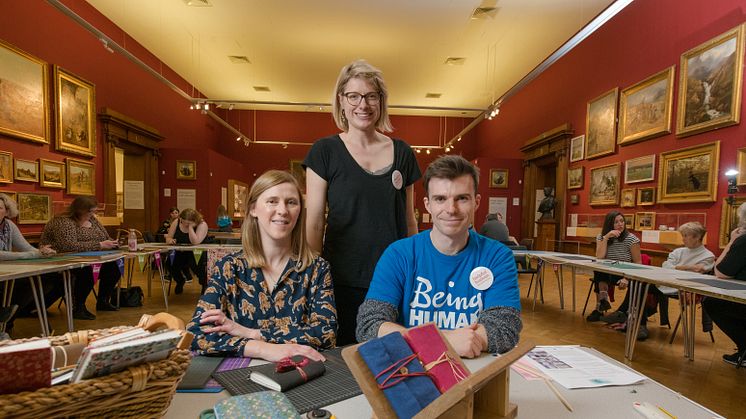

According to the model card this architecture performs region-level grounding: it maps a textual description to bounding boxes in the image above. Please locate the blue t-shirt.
[365,229,520,330]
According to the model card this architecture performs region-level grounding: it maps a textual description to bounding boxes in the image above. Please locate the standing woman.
[587,211,641,322]
[304,60,421,345]
[165,208,209,294]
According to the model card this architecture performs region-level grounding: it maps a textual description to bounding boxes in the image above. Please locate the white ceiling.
[85,0,615,117]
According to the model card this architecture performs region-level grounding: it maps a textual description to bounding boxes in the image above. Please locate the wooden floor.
[9,269,744,418]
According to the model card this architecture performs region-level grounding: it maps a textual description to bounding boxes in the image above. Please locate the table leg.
[571,266,577,312]
[532,264,542,311]
[679,291,691,359]
[624,280,649,361]
[62,270,74,332]
[686,294,697,361]
[28,275,50,337]
[156,252,169,310]
[553,264,565,310]
[0,279,15,333]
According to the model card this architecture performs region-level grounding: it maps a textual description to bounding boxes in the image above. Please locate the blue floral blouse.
[187,252,337,356]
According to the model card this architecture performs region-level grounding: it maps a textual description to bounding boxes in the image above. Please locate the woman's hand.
[605,230,621,240]
[39,245,56,256]
[166,237,176,245]
[200,309,262,340]
[730,227,745,242]
[250,341,326,362]
[618,278,629,290]
[100,239,119,249]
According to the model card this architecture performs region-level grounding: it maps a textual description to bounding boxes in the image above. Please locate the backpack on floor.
[114,286,144,307]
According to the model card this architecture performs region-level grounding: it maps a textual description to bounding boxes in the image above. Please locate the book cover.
[403,323,470,393]
[0,339,52,394]
[249,356,325,392]
[72,330,182,383]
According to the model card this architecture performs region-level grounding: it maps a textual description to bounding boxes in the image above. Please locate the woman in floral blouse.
[187,170,337,361]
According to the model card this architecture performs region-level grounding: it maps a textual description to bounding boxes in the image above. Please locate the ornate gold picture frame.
[66,158,95,195]
[39,159,65,189]
[657,141,719,204]
[585,88,618,159]
[589,163,620,206]
[618,66,674,145]
[54,66,96,157]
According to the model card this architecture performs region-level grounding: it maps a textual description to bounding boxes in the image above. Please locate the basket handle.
[137,312,194,350]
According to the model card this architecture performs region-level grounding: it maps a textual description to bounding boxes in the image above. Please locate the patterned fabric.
[187,251,337,356]
[40,215,111,252]
[596,233,640,262]
[210,392,300,419]
[0,219,10,252]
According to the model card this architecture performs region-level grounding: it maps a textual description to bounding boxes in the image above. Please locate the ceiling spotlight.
[236,136,242,142]
[457,137,462,142]
[228,104,234,111]
[189,104,195,110]
[244,139,250,147]
[445,146,451,152]
[204,103,210,111]
[415,148,421,153]
[426,149,431,155]
[282,143,288,149]
[195,103,201,110]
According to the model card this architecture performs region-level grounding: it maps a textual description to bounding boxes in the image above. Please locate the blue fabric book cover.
[358,332,440,418]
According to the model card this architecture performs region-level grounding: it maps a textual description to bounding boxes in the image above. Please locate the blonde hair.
[0,193,18,218]
[332,59,393,133]
[241,170,314,270]
[678,221,706,241]
[179,208,204,225]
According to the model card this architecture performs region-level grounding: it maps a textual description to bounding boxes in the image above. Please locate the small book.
[71,329,182,383]
[249,356,325,392]
[0,339,52,394]
[88,328,150,348]
[403,323,470,393]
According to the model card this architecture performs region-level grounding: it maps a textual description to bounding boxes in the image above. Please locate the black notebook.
[249,356,325,391]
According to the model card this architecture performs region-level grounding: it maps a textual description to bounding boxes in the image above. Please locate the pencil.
[542,377,573,412]
[656,405,677,419]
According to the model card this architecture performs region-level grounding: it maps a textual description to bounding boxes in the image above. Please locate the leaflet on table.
[519,346,645,389]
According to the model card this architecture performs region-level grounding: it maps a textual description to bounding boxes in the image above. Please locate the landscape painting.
[569,135,585,162]
[14,159,38,182]
[637,187,655,206]
[568,167,583,189]
[17,192,50,224]
[40,159,65,188]
[624,154,655,184]
[677,24,744,137]
[618,67,674,145]
[658,141,719,203]
[66,158,95,195]
[55,67,96,156]
[589,163,620,206]
[0,40,49,143]
[585,88,618,159]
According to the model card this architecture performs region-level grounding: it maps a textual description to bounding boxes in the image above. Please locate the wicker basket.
[0,313,193,419]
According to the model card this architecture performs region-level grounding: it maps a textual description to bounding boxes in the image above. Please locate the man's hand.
[442,323,486,358]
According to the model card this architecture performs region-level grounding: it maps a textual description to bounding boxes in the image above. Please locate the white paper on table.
[641,230,660,243]
[519,346,645,389]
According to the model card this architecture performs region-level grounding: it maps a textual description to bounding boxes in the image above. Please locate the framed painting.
[567,167,583,189]
[637,187,655,206]
[737,147,746,186]
[570,194,579,204]
[66,158,95,195]
[489,169,508,188]
[39,159,65,188]
[624,214,634,229]
[621,188,636,208]
[14,159,38,182]
[657,141,719,204]
[0,150,13,183]
[624,154,655,184]
[227,179,248,219]
[569,135,585,162]
[0,39,49,144]
[289,160,306,194]
[634,212,656,231]
[176,160,196,180]
[720,197,746,248]
[585,88,618,159]
[676,24,744,137]
[16,192,51,225]
[54,66,96,157]
[0,191,16,203]
[589,163,620,206]
[618,66,674,145]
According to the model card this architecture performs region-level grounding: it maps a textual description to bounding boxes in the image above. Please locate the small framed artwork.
[658,141,719,204]
[489,169,508,188]
[0,191,16,203]
[737,147,746,186]
[567,167,583,189]
[66,158,95,195]
[39,159,66,189]
[0,39,49,144]
[618,66,674,145]
[569,135,585,162]
[635,212,656,231]
[676,24,744,137]
[54,66,96,157]
[624,214,634,229]
[0,150,13,183]
[14,159,38,182]
[176,160,196,180]
[720,197,746,248]
[637,187,656,206]
[570,194,579,204]
[289,160,306,193]
[16,192,51,225]
[589,163,620,206]
[621,188,636,208]
[624,154,655,184]
[227,179,248,219]
[585,88,618,159]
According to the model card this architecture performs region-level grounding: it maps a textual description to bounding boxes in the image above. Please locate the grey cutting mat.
[682,277,746,290]
[212,347,362,414]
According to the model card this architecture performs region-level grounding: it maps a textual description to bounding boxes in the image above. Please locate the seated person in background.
[479,213,517,246]
[165,208,209,294]
[41,196,121,319]
[703,202,746,366]
[187,170,336,361]
[157,207,180,237]
[356,155,522,358]
[216,204,233,232]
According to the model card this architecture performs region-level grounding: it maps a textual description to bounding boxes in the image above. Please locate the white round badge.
[391,170,403,190]
[469,267,494,291]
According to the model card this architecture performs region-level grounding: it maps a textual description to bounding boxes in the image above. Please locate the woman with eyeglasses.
[303,60,421,345]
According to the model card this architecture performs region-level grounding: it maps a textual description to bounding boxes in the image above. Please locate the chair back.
[115,228,144,245]
[641,253,651,266]
[519,238,534,250]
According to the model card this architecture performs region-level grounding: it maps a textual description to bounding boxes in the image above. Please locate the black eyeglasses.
[342,92,381,106]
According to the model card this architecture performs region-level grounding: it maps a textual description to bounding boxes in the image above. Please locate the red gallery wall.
[473,0,746,255]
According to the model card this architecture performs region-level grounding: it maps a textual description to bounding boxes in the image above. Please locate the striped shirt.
[597,233,639,262]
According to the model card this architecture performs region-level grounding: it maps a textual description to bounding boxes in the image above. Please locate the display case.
[566,213,605,238]
[639,212,707,246]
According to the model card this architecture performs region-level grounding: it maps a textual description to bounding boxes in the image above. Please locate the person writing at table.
[356,156,521,358]
[40,196,121,320]
[703,202,746,366]
[303,59,421,345]
[187,170,336,361]
[165,208,209,294]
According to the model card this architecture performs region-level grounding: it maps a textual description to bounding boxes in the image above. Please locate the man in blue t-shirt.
[356,155,522,358]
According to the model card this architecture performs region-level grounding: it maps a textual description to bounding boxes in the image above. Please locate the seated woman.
[187,170,336,361]
[216,204,233,232]
[703,203,746,366]
[40,196,121,320]
[165,208,209,294]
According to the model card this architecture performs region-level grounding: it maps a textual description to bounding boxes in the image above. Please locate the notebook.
[0,339,52,394]
[249,356,325,392]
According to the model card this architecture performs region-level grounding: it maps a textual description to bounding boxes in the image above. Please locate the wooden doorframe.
[99,108,163,234]
[519,124,573,246]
